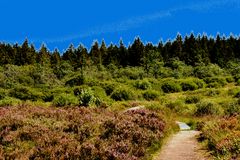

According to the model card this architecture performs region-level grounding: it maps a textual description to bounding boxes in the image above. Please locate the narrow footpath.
[153,122,210,160]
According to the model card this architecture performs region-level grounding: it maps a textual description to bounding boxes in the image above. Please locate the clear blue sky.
[0,0,240,51]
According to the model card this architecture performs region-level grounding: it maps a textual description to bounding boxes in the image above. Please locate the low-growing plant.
[65,75,85,87]
[161,80,181,93]
[102,82,116,96]
[226,76,235,83]
[205,89,221,96]
[143,90,160,101]
[204,77,227,88]
[0,106,170,159]
[220,100,240,116]
[185,95,200,104]
[134,79,152,90]
[180,80,198,91]
[199,116,240,159]
[78,88,96,106]
[236,79,240,86]
[110,86,134,101]
[195,101,223,116]
[192,78,205,89]
[9,86,44,101]
[0,88,7,100]
[52,93,78,107]
[0,97,22,107]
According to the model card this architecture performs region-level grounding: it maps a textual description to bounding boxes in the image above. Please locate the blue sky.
[0,0,240,51]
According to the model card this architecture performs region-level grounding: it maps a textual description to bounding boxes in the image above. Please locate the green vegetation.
[0,34,240,159]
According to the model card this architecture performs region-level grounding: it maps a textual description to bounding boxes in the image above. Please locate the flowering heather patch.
[200,115,240,159]
[0,106,167,159]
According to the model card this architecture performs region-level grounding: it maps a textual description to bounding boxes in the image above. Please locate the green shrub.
[65,75,85,87]
[195,101,223,116]
[206,82,222,88]
[102,82,116,96]
[226,76,235,83]
[166,101,183,110]
[78,88,96,106]
[234,91,240,98]
[192,79,205,89]
[73,85,90,96]
[91,86,107,98]
[53,93,78,107]
[42,91,54,102]
[143,90,160,101]
[181,81,198,91]
[165,100,192,114]
[0,97,21,107]
[194,64,224,79]
[204,77,227,88]
[220,101,240,116]
[111,87,134,101]
[228,88,240,99]
[236,79,240,86]
[161,81,181,93]
[134,79,151,90]
[116,67,144,80]
[185,96,200,104]
[9,86,44,101]
[0,89,7,100]
[205,89,221,96]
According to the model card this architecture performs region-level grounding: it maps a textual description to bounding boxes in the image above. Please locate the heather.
[0,106,169,159]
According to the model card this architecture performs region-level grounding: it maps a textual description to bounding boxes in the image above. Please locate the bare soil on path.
[153,123,210,160]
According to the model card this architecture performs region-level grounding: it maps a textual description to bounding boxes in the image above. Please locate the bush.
[73,85,90,96]
[205,89,221,96]
[226,76,235,83]
[192,79,205,89]
[161,81,181,93]
[165,101,193,114]
[116,67,144,80]
[134,79,151,90]
[204,77,227,88]
[0,89,7,100]
[185,96,200,104]
[195,101,223,116]
[0,106,168,159]
[102,82,116,96]
[0,97,22,107]
[194,64,224,79]
[143,90,160,101]
[220,101,240,116]
[65,75,85,87]
[180,80,198,91]
[78,88,96,106]
[199,116,240,159]
[236,79,240,86]
[9,86,44,101]
[53,93,78,107]
[111,87,134,101]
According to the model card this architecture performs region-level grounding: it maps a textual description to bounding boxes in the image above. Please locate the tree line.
[0,33,240,69]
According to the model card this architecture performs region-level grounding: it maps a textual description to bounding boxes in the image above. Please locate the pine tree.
[37,44,51,66]
[89,41,100,65]
[100,40,107,66]
[128,37,144,66]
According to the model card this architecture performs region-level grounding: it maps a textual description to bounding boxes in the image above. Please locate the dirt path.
[153,122,209,160]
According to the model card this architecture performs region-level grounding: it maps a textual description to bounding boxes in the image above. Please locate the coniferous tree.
[100,40,107,66]
[51,48,61,67]
[118,40,128,66]
[89,41,101,66]
[128,37,144,66]
[37,44,51,66]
